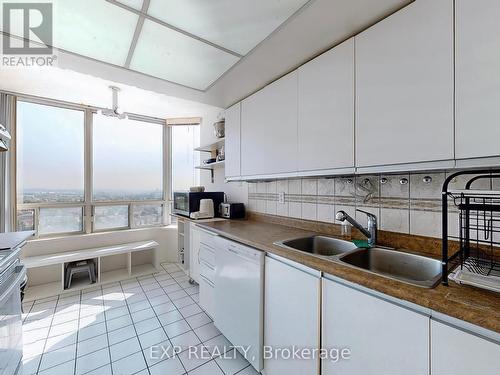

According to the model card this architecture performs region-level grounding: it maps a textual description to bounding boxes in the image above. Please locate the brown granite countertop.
[197,218,500,334]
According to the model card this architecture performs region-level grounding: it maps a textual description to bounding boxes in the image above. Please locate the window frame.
[14,96,172,238]
[169,123,201,199]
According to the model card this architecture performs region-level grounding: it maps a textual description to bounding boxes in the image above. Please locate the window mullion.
[129,203,133,229]
[34,207,39,239]
[84,109,93,234]
[164,124,171,225]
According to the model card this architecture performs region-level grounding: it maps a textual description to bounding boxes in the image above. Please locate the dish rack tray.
[442,169,500,292]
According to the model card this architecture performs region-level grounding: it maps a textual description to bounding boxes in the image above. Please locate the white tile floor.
[21,263,259,375]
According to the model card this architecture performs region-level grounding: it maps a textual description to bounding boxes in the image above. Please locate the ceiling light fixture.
[100,86,127,119]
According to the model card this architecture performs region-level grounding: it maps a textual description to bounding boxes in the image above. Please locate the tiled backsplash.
[247,172,499,239]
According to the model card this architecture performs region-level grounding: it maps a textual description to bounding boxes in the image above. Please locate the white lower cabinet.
[199,274,215,319]
[263,255,321,375]
[188,223,200,284]
[430,320,500,374]
[322,278,429,375]
[197,229,218,319]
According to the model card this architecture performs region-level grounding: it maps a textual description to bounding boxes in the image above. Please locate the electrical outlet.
[278,191,285,204]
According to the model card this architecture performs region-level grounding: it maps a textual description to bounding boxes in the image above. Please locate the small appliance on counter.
[190,199,215,220]
[173,191,225,218]
[219,203,246,219]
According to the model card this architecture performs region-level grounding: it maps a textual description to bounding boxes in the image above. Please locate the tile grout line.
[155,264,220,373]
[136,272,174,374]
[171,270,225,373]
[160,265,232,375]
[149,265,189,374]
[120,276,156,375]
[25,264,228,375]
[72,288,84,375]
[101,283,116,375]
[37,290,85,374]
[35,293,61,374]
[181,299,227,375]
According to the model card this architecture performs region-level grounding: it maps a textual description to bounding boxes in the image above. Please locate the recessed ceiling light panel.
[130,19,239,90]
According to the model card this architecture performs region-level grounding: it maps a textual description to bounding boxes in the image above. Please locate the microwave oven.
[173,191,225,217]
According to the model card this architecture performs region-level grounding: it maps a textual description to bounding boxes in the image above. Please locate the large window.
[93,115,163,201]
[16,99,171,236]
[171,125,200,192]
[17,101,85,204]
[17,101,85,235]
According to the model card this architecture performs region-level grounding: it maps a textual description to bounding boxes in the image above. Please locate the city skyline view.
[16,101,199,207]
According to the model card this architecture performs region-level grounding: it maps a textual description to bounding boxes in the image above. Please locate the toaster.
[219,203,246,219]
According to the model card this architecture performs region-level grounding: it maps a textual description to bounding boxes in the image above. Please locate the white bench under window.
[22,240,159,301]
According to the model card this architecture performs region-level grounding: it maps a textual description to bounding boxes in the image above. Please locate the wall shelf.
[194,160,225,170]
[195,160,225,182]
[194,138,225,153]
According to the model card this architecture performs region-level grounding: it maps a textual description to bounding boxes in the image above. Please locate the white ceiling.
[0,0,413,108]
[0,0,311,90]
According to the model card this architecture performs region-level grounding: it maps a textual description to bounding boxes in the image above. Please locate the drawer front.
[199,259,215,283]
[199,244,215,267]
[199,275,215,318]
[199,229,218,249]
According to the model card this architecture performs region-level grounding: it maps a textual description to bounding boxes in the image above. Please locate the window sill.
[28,225,177,243]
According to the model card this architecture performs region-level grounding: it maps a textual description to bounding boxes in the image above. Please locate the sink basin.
[339,247,442,288]
[275,236,358,257]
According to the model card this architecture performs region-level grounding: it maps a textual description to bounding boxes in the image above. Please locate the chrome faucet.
[335,209,377,247]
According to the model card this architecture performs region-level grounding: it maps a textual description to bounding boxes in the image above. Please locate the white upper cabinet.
[241,71,298,176]
[298,38,355,172]
[455,0,500,160]
[322,278,429,375]
[355,0,454,168]
[224,102,241,178]
[431,320,500,374]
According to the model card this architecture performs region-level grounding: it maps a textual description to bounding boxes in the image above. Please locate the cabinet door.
[225,102,241,178]
[355,0,454,168]
[431,320,500,374]
[263,256,320,375]
[189,224,200,284]
[241,71,298,176]
[322,279,429,375]
[298,38,354,172]
[199,276,215,319]
[455,0,500,160]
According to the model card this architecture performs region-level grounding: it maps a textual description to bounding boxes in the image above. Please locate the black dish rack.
[442,169,500,289]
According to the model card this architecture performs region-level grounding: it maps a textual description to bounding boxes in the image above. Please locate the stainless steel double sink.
[274,235,442,288]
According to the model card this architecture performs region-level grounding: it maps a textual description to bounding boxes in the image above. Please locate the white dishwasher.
[214,238,264,371]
